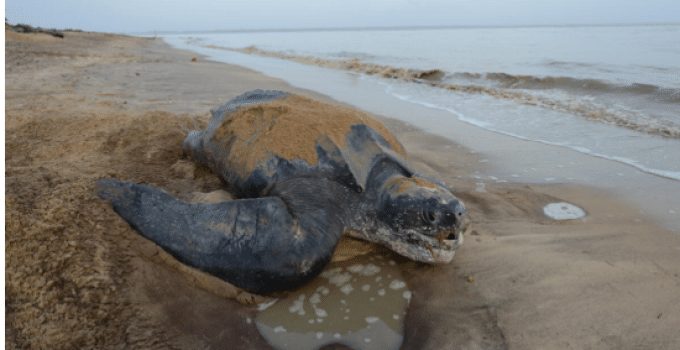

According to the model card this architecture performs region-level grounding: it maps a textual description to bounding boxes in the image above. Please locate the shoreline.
[6,30,680,349]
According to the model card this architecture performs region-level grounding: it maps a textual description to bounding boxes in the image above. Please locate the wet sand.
[5,30,680,349]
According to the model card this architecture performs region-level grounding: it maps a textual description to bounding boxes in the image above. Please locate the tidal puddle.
[256,254,410,350]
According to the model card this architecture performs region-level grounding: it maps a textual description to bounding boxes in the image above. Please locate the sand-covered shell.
[184,91,409,197]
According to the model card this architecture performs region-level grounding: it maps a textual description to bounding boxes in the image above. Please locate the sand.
[5,30,680,349]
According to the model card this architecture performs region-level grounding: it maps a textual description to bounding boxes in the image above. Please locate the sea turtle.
[97,90,467,294]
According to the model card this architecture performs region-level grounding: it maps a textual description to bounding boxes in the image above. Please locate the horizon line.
[131,21,680,36]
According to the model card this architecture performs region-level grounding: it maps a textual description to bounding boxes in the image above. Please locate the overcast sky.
[6,0,680,33]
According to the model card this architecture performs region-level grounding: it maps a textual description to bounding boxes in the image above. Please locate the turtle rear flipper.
[96,177,349,294]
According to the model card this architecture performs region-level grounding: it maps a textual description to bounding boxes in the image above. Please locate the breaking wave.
[207,45,680,139]
[214,45,447,81]
[453,72,680,104]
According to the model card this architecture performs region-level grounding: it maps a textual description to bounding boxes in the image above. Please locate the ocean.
[162,24,680,229]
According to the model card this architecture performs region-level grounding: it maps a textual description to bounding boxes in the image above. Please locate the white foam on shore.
[385,85,680,182]
[389,280,406,290]
[257,299,278,311]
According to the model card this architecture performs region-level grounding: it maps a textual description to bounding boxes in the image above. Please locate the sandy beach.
[6,29,680,349]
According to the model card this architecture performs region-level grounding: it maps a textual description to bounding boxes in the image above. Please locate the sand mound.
[5,110,226,348]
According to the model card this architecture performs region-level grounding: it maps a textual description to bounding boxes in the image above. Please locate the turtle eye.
[422,209,438,225]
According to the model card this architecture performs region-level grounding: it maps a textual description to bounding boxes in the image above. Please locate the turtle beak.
[436,205,469,244]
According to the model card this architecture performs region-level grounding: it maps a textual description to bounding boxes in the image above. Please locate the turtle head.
[372,175,468,263]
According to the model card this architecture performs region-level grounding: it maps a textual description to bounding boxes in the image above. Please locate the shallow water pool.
[256,253,410,350]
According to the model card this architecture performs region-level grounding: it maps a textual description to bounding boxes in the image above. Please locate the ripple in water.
[255,254,410,350]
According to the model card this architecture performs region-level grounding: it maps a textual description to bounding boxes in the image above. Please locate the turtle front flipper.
[96,177,350,294]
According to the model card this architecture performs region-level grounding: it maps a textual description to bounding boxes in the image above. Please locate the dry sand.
[5,30,680,349]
